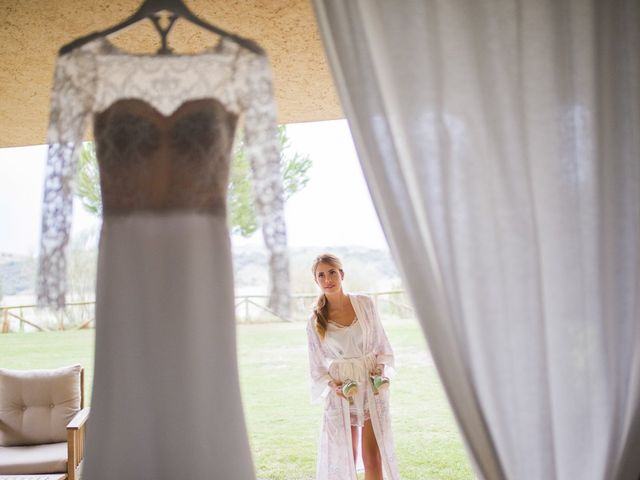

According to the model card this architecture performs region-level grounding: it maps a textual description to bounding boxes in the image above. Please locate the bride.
[306,253,400,480]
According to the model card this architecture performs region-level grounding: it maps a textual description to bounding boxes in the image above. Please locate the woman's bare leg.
[351,425,359,463]
[361,420,382,480]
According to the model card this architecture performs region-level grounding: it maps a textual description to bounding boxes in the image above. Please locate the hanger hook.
[149,13,179,54]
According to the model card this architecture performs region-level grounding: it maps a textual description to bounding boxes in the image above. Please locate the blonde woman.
[306,253,400,480]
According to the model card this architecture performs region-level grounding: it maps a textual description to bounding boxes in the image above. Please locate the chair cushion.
[0,365,81,446]
[0,442,67,474]
[0,475,66,480]
[0,476,66,480]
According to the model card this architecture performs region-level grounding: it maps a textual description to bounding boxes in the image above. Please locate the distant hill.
[0,253,36,298]
[234,245,401,295]
[0,246,401,305]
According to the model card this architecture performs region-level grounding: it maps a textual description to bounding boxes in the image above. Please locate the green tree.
[76,143,102,217]
[229,125,312,236]
[75,125,311,318]
[229,126,311,317]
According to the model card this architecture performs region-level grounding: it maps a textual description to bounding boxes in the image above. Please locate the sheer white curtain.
[312,1,639,479]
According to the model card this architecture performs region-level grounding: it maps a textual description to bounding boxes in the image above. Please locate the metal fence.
[0,291,414,333]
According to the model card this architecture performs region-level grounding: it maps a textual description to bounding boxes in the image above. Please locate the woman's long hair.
[311,253,344,340]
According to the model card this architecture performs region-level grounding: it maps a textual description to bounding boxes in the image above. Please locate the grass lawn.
[0,318,473,479]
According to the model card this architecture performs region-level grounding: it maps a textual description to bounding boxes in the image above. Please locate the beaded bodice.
[95,98,236,215]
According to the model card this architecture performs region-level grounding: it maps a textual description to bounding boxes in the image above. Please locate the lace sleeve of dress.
[37,49,96,309]
[237,49,289,309]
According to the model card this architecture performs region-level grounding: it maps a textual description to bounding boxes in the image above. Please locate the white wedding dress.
[37,36,287,479]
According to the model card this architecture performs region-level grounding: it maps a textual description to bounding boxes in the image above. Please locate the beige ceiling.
[0,0,343,148]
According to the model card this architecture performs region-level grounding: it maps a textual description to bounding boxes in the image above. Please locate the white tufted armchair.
[0,365,89,480]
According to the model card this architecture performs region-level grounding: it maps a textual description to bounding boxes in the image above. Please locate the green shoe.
[370,375,390,395]
[342,379,358,399]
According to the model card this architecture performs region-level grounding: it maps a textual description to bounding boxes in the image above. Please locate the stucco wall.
[0,0,342,147]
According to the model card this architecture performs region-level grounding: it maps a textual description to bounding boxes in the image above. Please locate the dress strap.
[328,316,358,328]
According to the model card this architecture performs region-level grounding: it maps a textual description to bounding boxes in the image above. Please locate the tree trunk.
[267,248,290,320]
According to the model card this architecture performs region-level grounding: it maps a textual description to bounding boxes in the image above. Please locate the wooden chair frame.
[66,368,89,480]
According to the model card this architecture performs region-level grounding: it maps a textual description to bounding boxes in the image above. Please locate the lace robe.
[307,294,400,480]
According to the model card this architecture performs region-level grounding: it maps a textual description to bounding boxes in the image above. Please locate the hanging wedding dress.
[37,35,286,479]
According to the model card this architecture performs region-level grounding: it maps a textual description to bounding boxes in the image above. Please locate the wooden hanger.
[60,0,263,56]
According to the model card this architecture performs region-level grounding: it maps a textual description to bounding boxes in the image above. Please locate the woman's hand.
[328,379,346,399]
[372,364,384,376]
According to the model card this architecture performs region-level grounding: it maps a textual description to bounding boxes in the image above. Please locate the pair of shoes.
[370,375,390,395]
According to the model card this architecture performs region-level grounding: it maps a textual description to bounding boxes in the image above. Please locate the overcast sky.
[0,120,388,256]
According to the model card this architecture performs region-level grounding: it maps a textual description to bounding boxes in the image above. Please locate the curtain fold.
[312,1,639,479]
